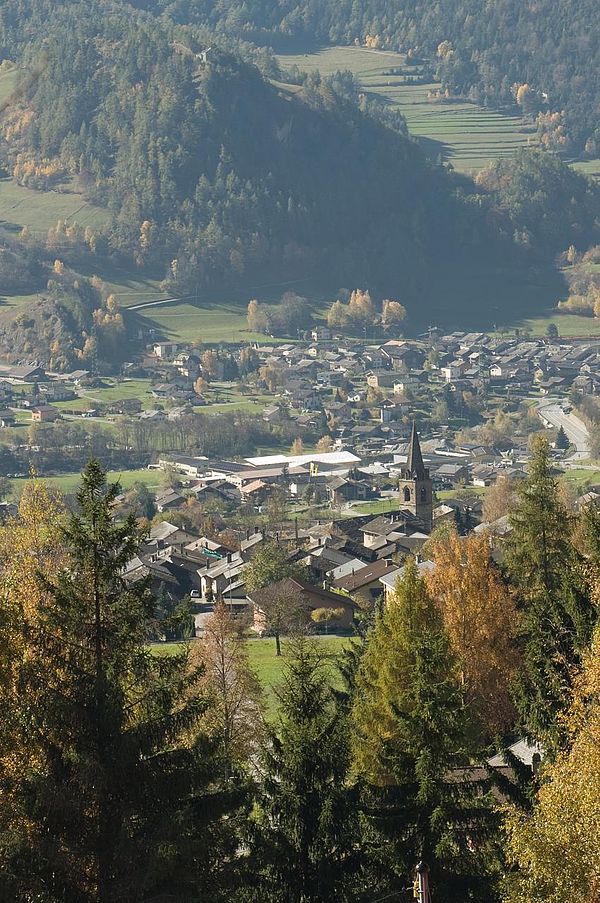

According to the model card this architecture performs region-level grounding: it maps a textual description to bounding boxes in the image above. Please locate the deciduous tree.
[427,529,520,736]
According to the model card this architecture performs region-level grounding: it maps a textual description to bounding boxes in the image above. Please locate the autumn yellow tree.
[382,299,407,328]
[247,298,268,333]
[192,602,263,776]
[482,474,517,524]
[0,480,66,861]
[503,626,600,903]
[427,528,520,735]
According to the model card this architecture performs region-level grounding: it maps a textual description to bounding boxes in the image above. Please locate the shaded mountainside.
[0,1,542,309]
[0,2,598,339]
[142,0,600,155]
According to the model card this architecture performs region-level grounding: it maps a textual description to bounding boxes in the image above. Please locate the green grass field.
[507,311,600,338]
[138,301,264,343]
[277,46,534,173]
[154,635,351,715]
[0,178,108,234]
[10,467,162,498]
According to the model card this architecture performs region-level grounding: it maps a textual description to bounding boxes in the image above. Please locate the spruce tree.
[0,462,238,902]
[248,637,360,902]
[351,560,500,901]
[505,435,596,752]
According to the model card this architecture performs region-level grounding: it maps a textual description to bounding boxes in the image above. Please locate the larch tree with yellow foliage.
[503,626,600,903]
[427,528,520,737]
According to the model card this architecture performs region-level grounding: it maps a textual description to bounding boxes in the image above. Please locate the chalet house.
[155,490,187,513]
[0,410,15,427]
[248,577,358,633]
[31,405,58,423]
[441,360,468,382]
[332,558,398,606]
[197,552,246,601]
[379,559,434,603]
[432,463,469,486]
[327,476,376,506]
[6,364,46,382]
[152,342,179,360]
[366,370,396,389]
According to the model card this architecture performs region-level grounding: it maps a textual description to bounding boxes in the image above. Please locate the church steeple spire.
[405,421,426,479]
[398,422,432,532]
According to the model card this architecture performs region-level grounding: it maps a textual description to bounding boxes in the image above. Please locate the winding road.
[536,399,590,462]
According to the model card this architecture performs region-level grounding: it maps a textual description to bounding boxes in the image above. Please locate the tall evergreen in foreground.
[505,436,596,753]
[351,560,501,902]
[247,637,360,902]
[0,462,238,902]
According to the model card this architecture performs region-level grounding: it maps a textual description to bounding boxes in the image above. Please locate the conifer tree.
[351,560,500,901]
[504,435,596,752]
[248,637,360,902]
[0,462,237,902]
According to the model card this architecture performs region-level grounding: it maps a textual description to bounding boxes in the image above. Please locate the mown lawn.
[153,635,353,716]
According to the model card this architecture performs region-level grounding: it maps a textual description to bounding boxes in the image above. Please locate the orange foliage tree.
[426,528,521,736]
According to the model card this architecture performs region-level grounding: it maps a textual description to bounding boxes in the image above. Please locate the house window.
[420,487,427,503]
[403,486,411,502]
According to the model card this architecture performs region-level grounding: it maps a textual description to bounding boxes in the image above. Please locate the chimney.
[227,553,232,564]
[254,525,259,534]
[245,529,250,540]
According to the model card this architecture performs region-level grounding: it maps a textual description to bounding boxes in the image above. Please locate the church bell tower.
[397,422,433,532]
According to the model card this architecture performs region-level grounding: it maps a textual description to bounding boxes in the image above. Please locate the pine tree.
[0,462,238,902]
[505,435,596,752]
[351,560,500,901]
[554,424,569,450]
[248,637,360,902]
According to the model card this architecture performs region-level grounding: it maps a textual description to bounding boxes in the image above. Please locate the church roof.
[405,422,426,479]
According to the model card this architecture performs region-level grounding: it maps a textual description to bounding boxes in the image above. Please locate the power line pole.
[414,861,430,903]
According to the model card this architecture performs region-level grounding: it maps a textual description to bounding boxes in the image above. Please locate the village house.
[31,405,59,423]
[248,576,358,634]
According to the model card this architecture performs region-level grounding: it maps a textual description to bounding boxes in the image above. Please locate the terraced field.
[277,46,535,173]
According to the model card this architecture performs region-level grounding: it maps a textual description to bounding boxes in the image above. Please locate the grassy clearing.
[561,468,600,490]
[138,301,275,344]
[510,312,600,338]
[0,67,17,104]
[277,46,533,173]
[10,467,162,498]
[153,635,351,715]
[0,178,108,233]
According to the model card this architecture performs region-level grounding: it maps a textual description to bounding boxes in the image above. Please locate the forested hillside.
[0,0,598,354]
[0,0,487,301]
[143,0,600,156]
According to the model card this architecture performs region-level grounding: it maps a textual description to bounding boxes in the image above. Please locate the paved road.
[536,400,590,461]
